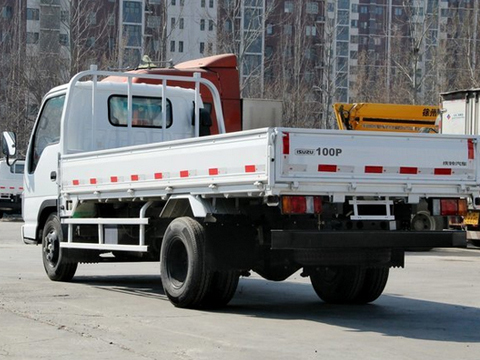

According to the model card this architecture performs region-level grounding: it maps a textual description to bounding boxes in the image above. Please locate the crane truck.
[2,55,476,309]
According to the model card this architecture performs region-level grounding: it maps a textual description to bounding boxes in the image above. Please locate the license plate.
[464,211,480,226]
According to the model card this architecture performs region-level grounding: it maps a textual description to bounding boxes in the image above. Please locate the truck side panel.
[61,130,271,203]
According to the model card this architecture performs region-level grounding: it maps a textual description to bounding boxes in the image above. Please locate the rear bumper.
[271,230,467,250]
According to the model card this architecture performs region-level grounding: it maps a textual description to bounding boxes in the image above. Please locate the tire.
[353,267,389,304]
[470,240,480,247]
[201,271,240,309]
[160,217,211,308]
[310,266,365,304]
[42,214,78,281]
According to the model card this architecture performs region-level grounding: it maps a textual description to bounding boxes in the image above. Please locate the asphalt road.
[1,218,480,360]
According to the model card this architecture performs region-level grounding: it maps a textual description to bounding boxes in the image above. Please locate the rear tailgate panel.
[274,128,480,199]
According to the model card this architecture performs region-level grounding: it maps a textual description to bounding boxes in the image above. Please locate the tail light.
[433,199,468,216]
[281,196,322,215]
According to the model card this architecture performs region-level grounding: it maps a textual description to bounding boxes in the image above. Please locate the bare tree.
[439,3,480,91]
[216,0,277,97]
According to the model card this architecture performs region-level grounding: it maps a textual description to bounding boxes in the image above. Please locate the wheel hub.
[44,231,58,263]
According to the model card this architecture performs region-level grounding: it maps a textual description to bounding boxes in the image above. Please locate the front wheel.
[160,217,211,308]
[42,214,77,281]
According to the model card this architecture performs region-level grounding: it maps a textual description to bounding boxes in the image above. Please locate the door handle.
[50,171,57,181]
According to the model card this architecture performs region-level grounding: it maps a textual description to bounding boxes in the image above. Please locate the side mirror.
[2,131,17,159]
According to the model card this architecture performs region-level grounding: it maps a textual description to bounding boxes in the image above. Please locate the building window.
[26,8,40,21]
[147,15,160,28]
[266,24,273,35]
[209,0,214,7]
[306,25,317,36]
[123,1,142,23]
[86,36,96,47]
[180,0,184,5]
[306,2,319,14]
[2,6,12,19]
[179,41,184,52]
[61,10,69,22]
[124,25,142,46]
[88,12,97,25]
[179,18,184,29]
[26,32,39,44]
[200,42,205,54]
[59,33,68,46]
[171,17,176,28]
[108,13,116,26]
[209,20,214,31]
[284,1,293,13]
[284,24,292,35]
[201,0,205,7]
[172,0,176,5]
[394,7,402,16]
[200,19,205,30]
[170,40,175,52]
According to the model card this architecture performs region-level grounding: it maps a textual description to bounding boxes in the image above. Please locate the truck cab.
[21,71,214,244]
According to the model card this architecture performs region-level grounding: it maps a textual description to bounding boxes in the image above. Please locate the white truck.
[0,157,24,218]
[440,88,480,245]
[2,66,477,309]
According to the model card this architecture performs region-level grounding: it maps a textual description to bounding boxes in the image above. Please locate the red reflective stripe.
[365,166,383,174]
[72,180,79,186]
[468,139,475,160]
[283,132,290,155]
[90,178,97,185]
[111,176,118,183]
[209,168,219,175]
[9,187,14,190]
[154,172,163,179]
[434,168,452,175]
[180,170,189,178]
[19,187,23,190]
[400,167,418,174]
[131,174,139,181]
[318,164,337,172]
[245,165,256,173]
[0,186,5,189]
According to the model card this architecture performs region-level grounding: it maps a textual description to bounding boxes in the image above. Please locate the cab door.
[23,94,66,242]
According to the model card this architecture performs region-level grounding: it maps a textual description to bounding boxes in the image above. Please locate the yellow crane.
[334,102,439,133]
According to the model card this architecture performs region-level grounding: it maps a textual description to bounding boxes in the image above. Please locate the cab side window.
[108,96,172,128]
[29,95,65,173]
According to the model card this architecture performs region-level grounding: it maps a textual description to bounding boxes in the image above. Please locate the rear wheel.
[42,214,77,281]
[160,217,211,308]
[310,266,365,304]
[353,267,389,304]
[201,271,240,308]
